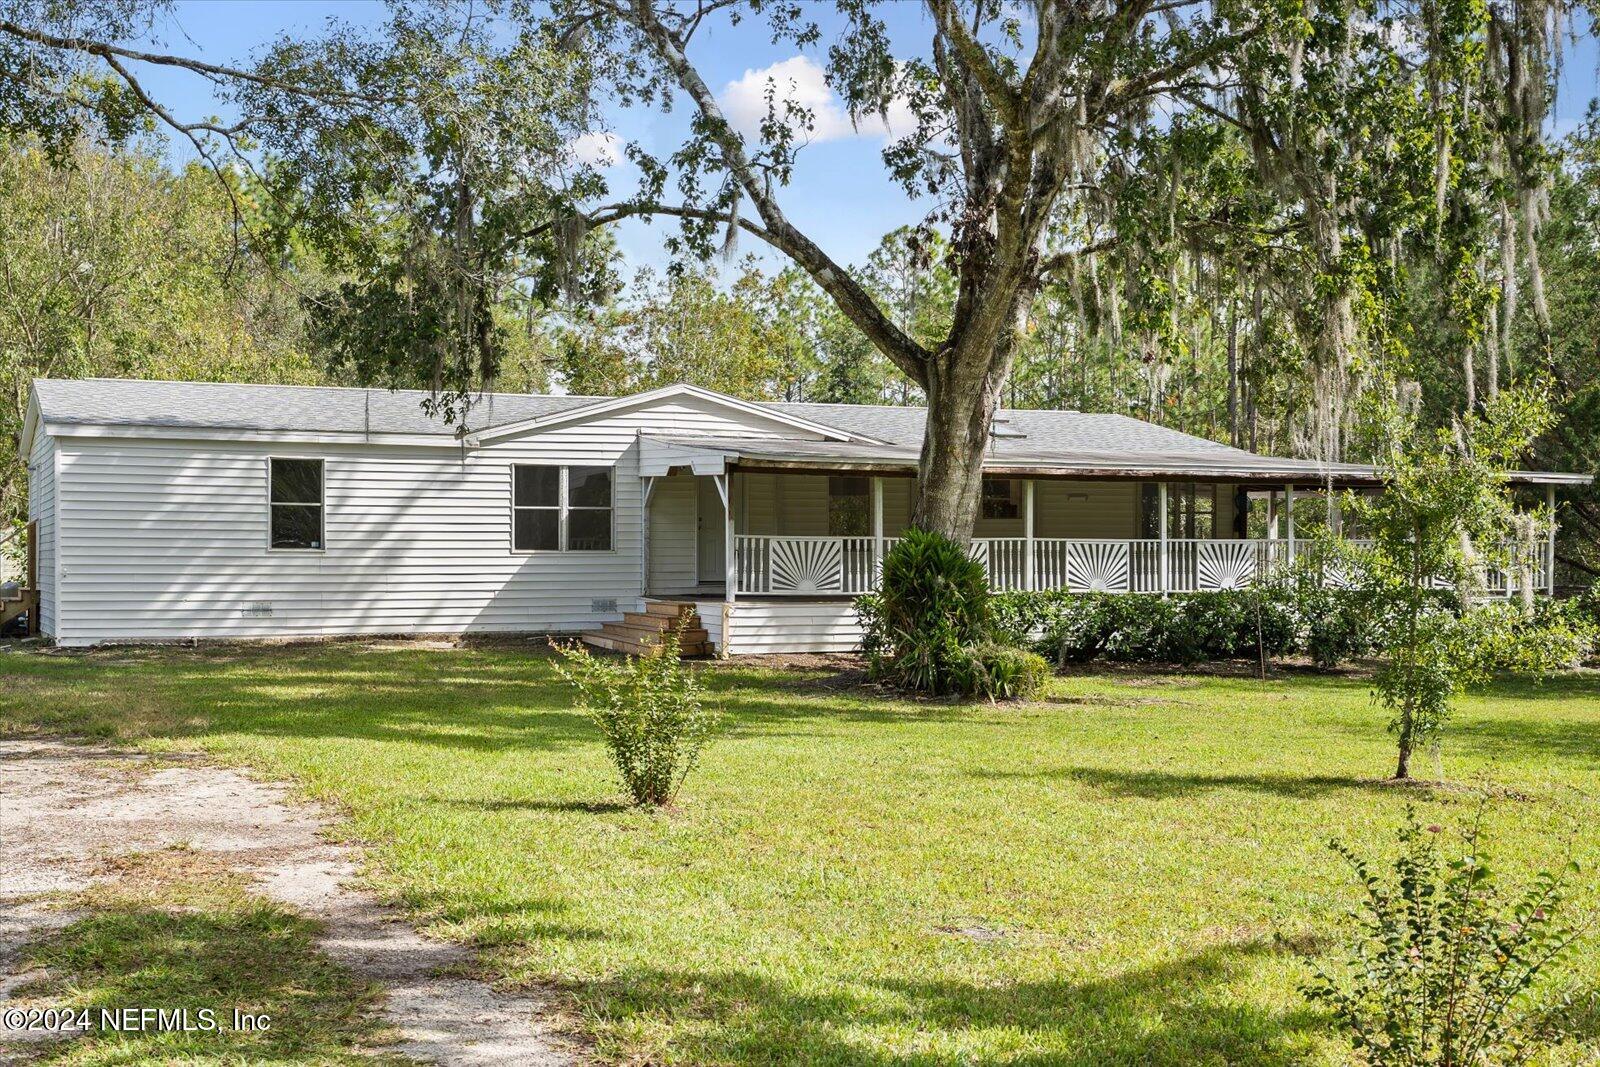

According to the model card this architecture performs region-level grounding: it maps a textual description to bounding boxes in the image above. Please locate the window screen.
[827,476,870,536]
[270,458,323,550]
[1139,482,1216,538]
[513,466,612,551]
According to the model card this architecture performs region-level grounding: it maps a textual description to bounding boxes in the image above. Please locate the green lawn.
[3,642,1597,1065]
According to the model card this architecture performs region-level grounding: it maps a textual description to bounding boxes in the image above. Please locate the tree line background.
[1,0,1597,579]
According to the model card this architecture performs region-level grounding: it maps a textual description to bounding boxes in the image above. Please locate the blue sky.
[133,1,1599,276]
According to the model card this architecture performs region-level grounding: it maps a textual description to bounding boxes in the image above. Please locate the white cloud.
[718,55,916,144]
[569,130,623,168]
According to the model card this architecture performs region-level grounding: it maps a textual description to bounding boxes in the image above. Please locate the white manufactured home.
[18,378,1587,653]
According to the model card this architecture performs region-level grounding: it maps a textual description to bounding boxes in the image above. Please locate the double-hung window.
[269,458,324,550]
[513,465,613,552]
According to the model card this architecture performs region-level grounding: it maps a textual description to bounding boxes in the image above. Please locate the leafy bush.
[956,642,1051,700]
[863,529,992,696]
[1464,600,1596,676]
[551,625,720,806]
[1305,807,1585,1065]
[989,590,1297,667]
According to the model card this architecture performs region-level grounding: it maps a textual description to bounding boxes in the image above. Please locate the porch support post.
[640,476,657,598]
[1285,483,1296,565]
[870,475,885,584]
[715,473,735,605]
[1023,479,1036,591]
[1547,484,1557,596]
[1158,481,1169,595]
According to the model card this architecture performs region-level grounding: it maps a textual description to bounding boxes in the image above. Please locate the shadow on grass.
[15,901,393,1064]
[575,936,1324,1065]
[972,765,1381,800]
[1448,714,1600,764]
[435,796,633,815]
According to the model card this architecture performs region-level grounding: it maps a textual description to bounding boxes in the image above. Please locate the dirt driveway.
[0,737,579,1065]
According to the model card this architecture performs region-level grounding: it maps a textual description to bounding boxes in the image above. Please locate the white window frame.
[267,456,325,553]
[510,464,616,554]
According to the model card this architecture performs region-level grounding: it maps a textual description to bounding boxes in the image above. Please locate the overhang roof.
[639,434,1592,487]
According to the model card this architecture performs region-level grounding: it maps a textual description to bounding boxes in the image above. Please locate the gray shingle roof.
[31,379,604,436]
[762,401,1244,456]
[29,377,1589,485]
[30,378,1248,459]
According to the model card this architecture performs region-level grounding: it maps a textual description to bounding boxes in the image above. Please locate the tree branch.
[0,19,390,107]
[1036,236,1122,276]
[1105,23,1264,112]
[926,0,1021,127]
[621,0,931,383]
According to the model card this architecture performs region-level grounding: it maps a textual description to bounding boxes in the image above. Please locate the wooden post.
[640,477,656,599]
[870,475,885,584]
[717,473,735,604]
[1285,483,1296,565]
[716,472,735,659]
[1023,479,1036,591]
[1158,481,1169,595]
[1547,484,1557,596]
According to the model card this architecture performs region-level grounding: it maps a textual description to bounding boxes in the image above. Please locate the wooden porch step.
[641,598,701,620]
[1,590,36,630]
[602,620,709,645]
[580,631,709,658]
[621,609,703,630]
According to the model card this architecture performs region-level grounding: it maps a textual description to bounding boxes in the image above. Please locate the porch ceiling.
[638,432,1591,488]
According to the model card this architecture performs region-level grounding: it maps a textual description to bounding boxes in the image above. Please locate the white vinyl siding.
[727,600,863,654]
[26,430,57,637]
[44,400,808,647]
[1035,480,1139,539]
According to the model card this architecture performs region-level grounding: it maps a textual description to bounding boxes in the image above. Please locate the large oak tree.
[2,0,1579,540]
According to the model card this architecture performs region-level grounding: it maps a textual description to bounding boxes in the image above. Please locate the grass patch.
[3,642,1598,1064]
[8,847,396,1065]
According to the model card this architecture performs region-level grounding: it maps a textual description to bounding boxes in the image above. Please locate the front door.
[696,477,726,585]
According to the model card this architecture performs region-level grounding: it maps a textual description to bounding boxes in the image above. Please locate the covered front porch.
[634,433,1566,654]
[642,468,1555,601]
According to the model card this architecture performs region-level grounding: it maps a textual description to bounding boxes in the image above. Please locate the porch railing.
[731,534,1546,597]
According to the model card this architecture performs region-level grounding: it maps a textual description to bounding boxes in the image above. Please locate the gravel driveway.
[0,737,579,1065]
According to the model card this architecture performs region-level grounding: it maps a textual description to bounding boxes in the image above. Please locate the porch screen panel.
[827,476,870,536]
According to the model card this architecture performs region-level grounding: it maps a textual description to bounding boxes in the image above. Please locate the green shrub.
[1305,806,1584,1065]
[551,625,720,806]
[1466,600,1596,675]
[864,529,992,696]
[995,590,1297,667]
[957,642,1051,700]
[988,588,1079,647]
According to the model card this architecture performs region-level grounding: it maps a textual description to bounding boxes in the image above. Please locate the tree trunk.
[1226,292,1240,448]
[912,338,1011,541]
[1394,733,1412,780]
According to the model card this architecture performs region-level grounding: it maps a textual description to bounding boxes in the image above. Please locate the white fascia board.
[44,422,472,449]
[475,383,868,444]
[18,389,40,456]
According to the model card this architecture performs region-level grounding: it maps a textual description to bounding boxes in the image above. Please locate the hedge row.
[988,586,1598,669]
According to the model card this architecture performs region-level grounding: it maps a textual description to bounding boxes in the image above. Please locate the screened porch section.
[643,470,1554,599]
